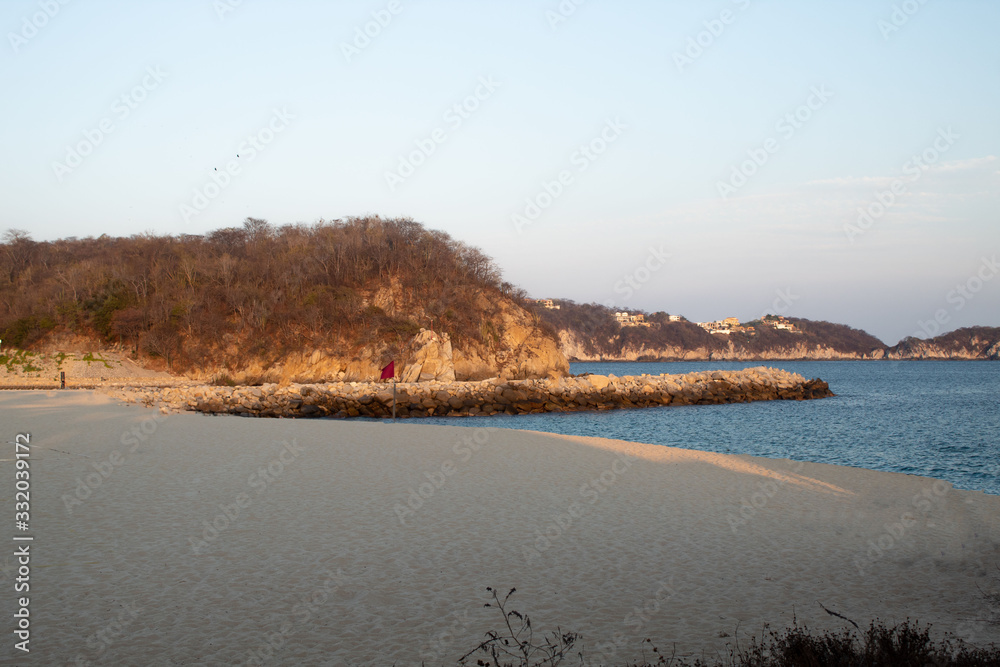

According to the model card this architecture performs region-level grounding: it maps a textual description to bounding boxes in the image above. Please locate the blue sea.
[414,360,1000,496]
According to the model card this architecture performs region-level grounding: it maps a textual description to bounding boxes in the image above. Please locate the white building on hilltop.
[615,312,650,327]
[697,318,738,332]
[528,298,560,310]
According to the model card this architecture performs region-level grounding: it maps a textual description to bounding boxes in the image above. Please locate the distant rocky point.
[885,327,1000,360]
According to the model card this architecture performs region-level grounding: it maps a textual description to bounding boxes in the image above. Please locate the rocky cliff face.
[451,316,569,380]
[370,283,568,381]
[180,293,570,384]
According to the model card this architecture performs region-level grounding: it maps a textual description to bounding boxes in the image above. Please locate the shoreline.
[567,356,1000,362]
[1,389,997,665]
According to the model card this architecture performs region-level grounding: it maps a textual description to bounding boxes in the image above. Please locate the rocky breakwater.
[108,367,833,418]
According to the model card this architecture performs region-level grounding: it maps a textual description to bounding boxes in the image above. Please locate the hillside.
[534,301,997,361]
[887,327,1000,360]
[0,218,567,382]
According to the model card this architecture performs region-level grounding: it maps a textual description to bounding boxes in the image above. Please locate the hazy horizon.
[3,0,998,345]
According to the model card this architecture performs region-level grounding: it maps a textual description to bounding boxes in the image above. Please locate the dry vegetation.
[460,587,1000,666]
[0,217,532,374]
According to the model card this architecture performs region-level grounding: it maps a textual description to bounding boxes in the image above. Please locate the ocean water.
[413,360,1000,496]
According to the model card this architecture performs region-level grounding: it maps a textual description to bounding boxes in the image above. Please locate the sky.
[2,0,998,345]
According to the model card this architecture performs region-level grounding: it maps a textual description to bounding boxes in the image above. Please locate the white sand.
[0,390,997,666]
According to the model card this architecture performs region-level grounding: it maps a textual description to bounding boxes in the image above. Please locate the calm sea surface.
[413,361,1000,496]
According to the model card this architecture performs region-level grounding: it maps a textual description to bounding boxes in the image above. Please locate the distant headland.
[530,300,1000,362]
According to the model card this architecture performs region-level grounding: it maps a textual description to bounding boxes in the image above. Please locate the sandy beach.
[1,390,998,666]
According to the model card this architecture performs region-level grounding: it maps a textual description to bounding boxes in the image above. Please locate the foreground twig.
[817,601,860,630]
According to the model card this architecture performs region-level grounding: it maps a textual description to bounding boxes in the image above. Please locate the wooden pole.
[392,380,397,421]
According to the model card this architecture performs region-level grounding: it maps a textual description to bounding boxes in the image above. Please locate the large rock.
[400,329,456,382]
[453,347,494,381]
[448,300,569,380]
[492,302,570,380]
[586,375,611,391]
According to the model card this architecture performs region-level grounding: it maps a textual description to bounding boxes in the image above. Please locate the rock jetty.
[106,367,833,418]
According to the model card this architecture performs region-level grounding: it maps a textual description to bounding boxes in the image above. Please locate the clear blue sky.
[2,0,998,344]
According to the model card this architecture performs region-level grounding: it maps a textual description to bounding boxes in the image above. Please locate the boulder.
[400,329,457,383]
[587,375,611,391]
